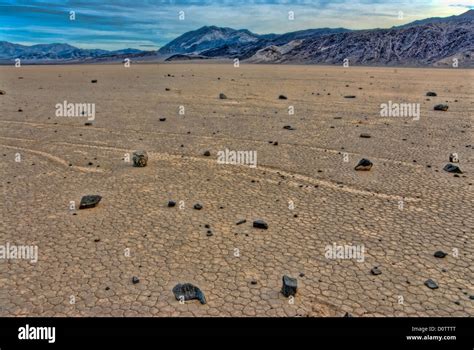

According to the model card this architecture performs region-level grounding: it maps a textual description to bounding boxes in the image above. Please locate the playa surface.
[0,63,472,316]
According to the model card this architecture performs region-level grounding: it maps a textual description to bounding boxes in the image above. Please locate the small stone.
[426,92,437,96]
[278,95,288,100]
[281,275,297,297]
[344,95,356,98]
[132,150,148,167]
[449,153,459,163]
[236,219,246,225]
[360,133,371,138]
[434,104,448,111]
[172,283,206,304]
[355,158,373,171]
[250,280,258,285]
[370,267,382,275]
[434,251,447,258]
[105,287,110,291]
[168,200,176,207]
[206,231,213,237]
[203,150,211,157]
[132,276,140,284]
[159,117,166,122]
[219,93,227,99]
[283,125,295,130]
[79,195,102,209]
[469,295,474,300]
[204,224,210,229]
[443,164,462,174]
[343,312,353,317]
[194,203,203,210]
[84,122,92,126]
[424,279,439,290]
[91,79,98,83]
[94,238,100,242]
[299,273,305,277]
[18,108,23,112]
[253,219,268,229]
[0,90,6,95]
[273,141,278,146]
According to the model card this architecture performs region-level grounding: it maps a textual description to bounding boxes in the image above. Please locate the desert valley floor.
[0,63,472,316]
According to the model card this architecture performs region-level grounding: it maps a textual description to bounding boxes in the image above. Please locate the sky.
[0,0,472,51]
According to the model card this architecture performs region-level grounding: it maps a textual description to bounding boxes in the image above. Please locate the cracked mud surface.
[0,64,472,316]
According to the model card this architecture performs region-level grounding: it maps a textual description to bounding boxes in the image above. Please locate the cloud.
[0,0,468,50]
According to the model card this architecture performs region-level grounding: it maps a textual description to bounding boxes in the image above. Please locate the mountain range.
[1,10,473,67]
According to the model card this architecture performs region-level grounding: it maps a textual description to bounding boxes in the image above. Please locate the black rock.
[172,283,206,304]
[360,133,371,138]
[219,93,227,99]
[206,231,213,237]
[253,219,268,229]
[132,150,148,167]
[91,80,98,83]
[168,200,176,207]
[283,125,295,130]
[434,104,448,111]
[236,219,246,225]
[443,164,463,174]
[434,251,447,258]
[194,203,203,210]
[426,92,437,97]
[424,279,439,290]
[203,150,211,157]
[84,122,92,126]
[159,117,166,122]
[0,90,6,95]
[343,312,353,317]
[250,280,258,285]
[469,295,474,300]
[281,275,297,297]
[370,267,382,276]
[132,276,140,284]
[79,195,102,209]
[355,158,373,171]
[344,95,356,98]
[278,95,288,100]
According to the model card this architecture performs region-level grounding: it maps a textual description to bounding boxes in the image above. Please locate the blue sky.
[0,0,472,50]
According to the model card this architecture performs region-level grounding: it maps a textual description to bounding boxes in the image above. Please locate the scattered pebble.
[434,251,447,258]
[370,267,382,276]
[355,158,373,171]
[172,283,206,304]
[79,195,102,209]
[424,279,439,290]
[434,104,448,111]
[132,150,148,167]
[253,219,268,229]
[281,275,297,297]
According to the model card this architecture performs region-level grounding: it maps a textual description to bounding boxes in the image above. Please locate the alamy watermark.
[380,101,420,120]
[55,100,95,120]
[325,243,365,262]
[217,148,257,168]
[0,243,38,263]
